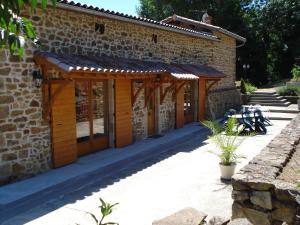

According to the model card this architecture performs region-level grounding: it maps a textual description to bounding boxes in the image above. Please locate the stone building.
[0,0,245,184]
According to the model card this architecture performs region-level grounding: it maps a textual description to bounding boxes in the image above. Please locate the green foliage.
[292,65,300,81]
[276,86,300,96]
[0,0,56,56]
[202,117,245,166]
[240,78,247,94]
[76,198,119,225]
[240,78,257,93]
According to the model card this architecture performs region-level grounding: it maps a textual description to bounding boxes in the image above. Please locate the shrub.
[240,78,247,94]
[292,65,300,81]
[277,86,300,96]
[240,78,257,94]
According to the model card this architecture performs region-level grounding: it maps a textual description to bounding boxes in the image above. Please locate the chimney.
[202,12,212,24]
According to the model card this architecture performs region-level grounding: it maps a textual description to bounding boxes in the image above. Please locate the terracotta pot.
[219,163,236,180]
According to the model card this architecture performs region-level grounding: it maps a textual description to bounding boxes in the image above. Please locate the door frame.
[75,79,109,156]
[145,81,157,136]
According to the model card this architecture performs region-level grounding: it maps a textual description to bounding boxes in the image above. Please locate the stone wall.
[132,82,147,141]
[232,114,300,225]
[159,83,176,134]
[0,5,239,183]
[0,50,51,184]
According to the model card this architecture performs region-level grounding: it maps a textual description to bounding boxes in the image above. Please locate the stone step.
[249,96,283,100]
[248,99,287,103]
[269,108,299,114]
[253,91,277,95]
[268,112,297,120]
[248,101,291,107]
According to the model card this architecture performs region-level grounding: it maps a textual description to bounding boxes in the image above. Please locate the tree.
[0,0,56,56]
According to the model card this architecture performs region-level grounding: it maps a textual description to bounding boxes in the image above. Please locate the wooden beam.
[132,81,146,106]
[174,81,186,97]
[198,79,206,121]
[206,79,219,93]
[160,81,176,104]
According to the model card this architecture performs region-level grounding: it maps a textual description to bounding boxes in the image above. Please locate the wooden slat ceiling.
[34,52,226,80]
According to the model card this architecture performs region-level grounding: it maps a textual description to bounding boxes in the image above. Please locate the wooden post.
[198,79,206,121]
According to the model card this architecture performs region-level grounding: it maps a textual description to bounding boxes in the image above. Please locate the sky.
[77,0,140,16]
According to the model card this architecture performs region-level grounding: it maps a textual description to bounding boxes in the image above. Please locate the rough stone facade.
[232,114,300,225]
[132,82,147,141]
[0,5,240,183]
[159,83,176,134]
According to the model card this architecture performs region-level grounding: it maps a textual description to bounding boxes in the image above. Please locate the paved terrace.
[0,120,290,225]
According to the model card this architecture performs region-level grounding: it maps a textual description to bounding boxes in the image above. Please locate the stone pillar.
[108,79,115,148]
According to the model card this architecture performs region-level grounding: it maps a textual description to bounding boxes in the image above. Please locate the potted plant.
[202,118,245,180]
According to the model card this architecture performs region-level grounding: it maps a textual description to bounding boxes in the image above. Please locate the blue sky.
[77,0,140,16]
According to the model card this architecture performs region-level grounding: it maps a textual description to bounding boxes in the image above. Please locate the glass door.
[184,81,195,124]
[75,80,108,156]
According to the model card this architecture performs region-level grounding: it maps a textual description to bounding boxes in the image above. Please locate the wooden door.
[184,81,195,124]
[115,79,133,147]
[146,83,156,136]
[51,81,77,168]
[75,80,109,156]
[176,82,185,129]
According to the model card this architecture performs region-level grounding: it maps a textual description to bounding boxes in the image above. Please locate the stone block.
[250,191,272,210]
[2,153,17,161]
[12,163,25,174]
[0,105,9,119]
[0,95,14,104]
[232,190,249,201]
[243,208,271,225]
[0,124,17,132]
[232,202,245,219]
[0,68,11,76]
[29,100,40,107]
[208,216,230,225]
[272,200,296,224]
[152,208,207,225]
[227,219,253,225]
[0,164,11,176]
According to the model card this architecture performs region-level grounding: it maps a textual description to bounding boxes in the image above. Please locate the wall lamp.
[32,70,43,88]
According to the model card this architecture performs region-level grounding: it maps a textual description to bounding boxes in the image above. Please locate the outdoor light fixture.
[32,70,43,88]
[243,64,250,70]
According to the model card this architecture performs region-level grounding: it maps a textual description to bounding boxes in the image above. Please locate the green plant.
[202,117,245,166]
[240,78,247,94]
[240,79,257,94]
[0,0,56,56]
[277,86,300,96]
[292,66,300,81]
[76,198,119,225]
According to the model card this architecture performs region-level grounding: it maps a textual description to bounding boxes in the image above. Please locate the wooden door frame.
[75,79,109,155]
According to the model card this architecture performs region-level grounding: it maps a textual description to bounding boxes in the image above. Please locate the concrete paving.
[0,120,290,225]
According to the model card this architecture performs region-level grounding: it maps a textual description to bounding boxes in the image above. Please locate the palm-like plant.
[202,117,245,166]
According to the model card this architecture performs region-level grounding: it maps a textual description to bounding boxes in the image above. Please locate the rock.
[208,216,230,225]
[152,208,207,225]
[0,67,11,76]
[0,95,14,104]
[30,100,39,107]
[0,124,17,132]
[2,153,17,161]
[227,218,253,225]
[232,190,249,201]
[272,200,296,224]
[250,191,272,210]
[0,105,9,119]
[243,208,271,225]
